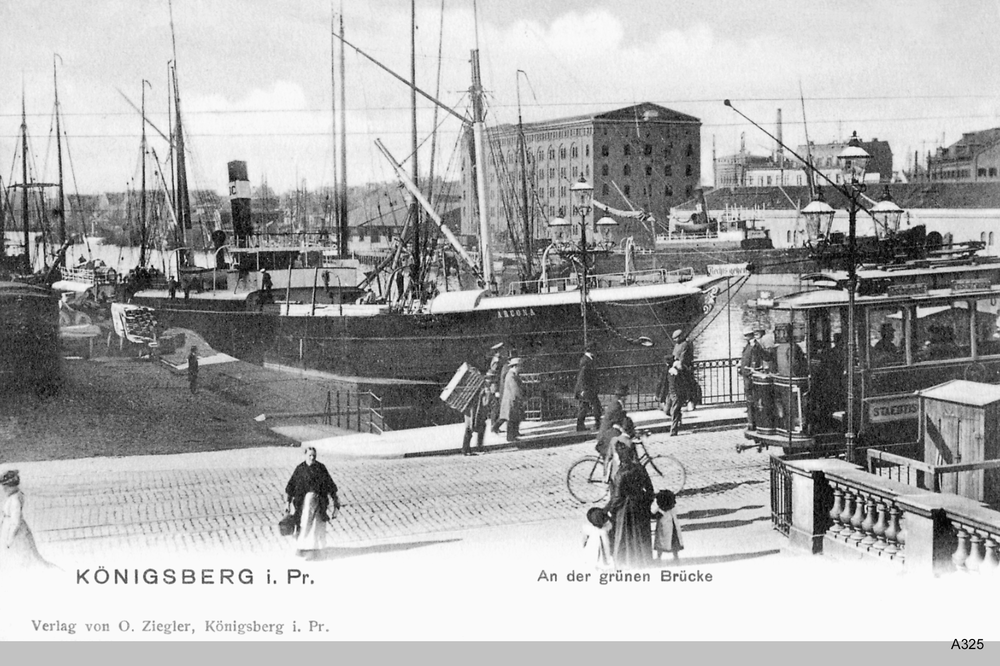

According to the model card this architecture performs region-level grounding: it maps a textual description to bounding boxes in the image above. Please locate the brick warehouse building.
[460,102,701,251]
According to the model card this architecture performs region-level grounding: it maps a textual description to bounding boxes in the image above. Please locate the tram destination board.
[951,278,993,293]
[887,283,928,297]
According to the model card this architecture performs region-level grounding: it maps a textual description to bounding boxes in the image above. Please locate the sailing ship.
[126,10,727,384]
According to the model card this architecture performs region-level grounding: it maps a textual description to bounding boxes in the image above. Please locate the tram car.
[744,260,1000,453]
[0,281,61,398]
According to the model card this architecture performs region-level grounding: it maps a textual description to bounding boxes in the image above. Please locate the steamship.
[129,161,726,383]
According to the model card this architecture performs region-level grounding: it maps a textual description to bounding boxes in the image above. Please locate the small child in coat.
[582,507,614,571]
[652,489,684,561]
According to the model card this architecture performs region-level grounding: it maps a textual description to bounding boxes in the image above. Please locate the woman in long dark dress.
[604,441,655,568]
[285,447,340,560]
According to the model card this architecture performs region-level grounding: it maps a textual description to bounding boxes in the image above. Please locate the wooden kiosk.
[917,379,1000,506]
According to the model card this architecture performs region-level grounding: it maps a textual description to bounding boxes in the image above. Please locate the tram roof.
[805,261,1000,284]
[763,283,1000,310]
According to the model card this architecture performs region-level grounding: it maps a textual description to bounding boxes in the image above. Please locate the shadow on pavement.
[678,479,766,498]
[657,549,782,567]
[679,504,764,521]
[681,515,771,532]
[310,538,461,561]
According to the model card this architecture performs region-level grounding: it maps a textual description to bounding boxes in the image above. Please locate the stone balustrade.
[772,454,1000,576]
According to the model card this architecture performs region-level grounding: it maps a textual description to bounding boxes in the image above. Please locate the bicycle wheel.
[567,456,609,504]
[645,454,687,494]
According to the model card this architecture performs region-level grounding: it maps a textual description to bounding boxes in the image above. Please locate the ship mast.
[338,11,349,258]
[409,0,421,294]
[516,69,531,278]
[169,0,191,265]
[53,56,66,246]
[140,79,151,267]
[21,88,30,272]
[470,0,493,289]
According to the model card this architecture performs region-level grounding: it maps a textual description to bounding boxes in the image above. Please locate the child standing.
[653,489,684,561]
[582,507,614,570]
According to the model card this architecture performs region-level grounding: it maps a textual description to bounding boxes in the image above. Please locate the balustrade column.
[838,489,856,540]
[860,496,877,547]
[983,538,1000,572]
[895,515,906,562]
[828,485,845,537]
[884,504,901,556]
[952,526,969,572]
[966,532,984,573]
[849,490,867,544]
[872,500,888,552]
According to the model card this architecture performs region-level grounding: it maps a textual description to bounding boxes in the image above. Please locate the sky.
[2,0,1000,196]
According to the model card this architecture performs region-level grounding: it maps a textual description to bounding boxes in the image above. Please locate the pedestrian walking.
[603,440,654,569]
[574,349,602,432]
[498,357,525,442]
[659,359,683,436]
[595,384,628,461]
[739,329,766,429]
[284,446,340,561]
[187,346,200,395]
[652,489,684,562]
[0,470,52,571]
[582,507,614,571]
[461,385,491,456]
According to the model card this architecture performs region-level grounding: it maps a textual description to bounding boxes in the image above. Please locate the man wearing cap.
[740,329,766,429]
[574,349,603,432]
[485,343,505,433]
[499,358,525,442]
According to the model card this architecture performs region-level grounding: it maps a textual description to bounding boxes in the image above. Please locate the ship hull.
[1,281,61,396]
[133,283,717,382]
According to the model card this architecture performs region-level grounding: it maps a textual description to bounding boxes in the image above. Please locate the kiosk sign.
[867,394,919,423]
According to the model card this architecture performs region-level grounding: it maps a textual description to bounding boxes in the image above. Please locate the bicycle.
[566,430,687,504]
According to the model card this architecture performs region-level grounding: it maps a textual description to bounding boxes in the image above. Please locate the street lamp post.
[838,132,872,464]
[548,176,616,350]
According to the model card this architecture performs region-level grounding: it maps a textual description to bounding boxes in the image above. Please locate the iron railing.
[323,389,387,434]
[769,454,793,536]
[520,357,743,421]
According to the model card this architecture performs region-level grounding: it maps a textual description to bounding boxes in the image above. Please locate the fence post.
[356,391,361,431]
[324,391,331,426]
[336,391,342,429]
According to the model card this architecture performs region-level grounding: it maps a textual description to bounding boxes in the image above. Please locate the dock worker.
[574,348,603,432]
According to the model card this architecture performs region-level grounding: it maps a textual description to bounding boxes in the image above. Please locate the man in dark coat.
[187,346,200,395]
[485,343,506,434]
[739,329,766,429]
[461,385,491,456]
[574,350,603,431]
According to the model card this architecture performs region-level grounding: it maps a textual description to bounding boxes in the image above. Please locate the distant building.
[928,128,1000,182]
[461,102,701,249]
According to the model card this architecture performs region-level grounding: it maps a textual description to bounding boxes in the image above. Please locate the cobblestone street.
[18,426,774,566]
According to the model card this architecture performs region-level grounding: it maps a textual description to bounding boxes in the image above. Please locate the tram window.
[869,308,905,367]
[974,297,1000,356]
[914,300,972,363]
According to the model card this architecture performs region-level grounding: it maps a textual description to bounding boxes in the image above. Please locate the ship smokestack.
[775,108,783,164]
[228,160,253,246]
